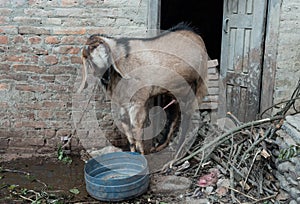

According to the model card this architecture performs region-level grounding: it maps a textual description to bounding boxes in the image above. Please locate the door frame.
[260,0,282,116]
[147,0,282,118]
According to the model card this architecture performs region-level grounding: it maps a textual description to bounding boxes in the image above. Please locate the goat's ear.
[77,56,88,93]
[102,40,128,79]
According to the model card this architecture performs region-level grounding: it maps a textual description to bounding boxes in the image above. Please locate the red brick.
[40,75,55,82]
[61,56,69,63]
[28,36,42,44]
[44,55,58,65]
[30,75,39,81]
[15,84,45,92]
[71,56,82,64]
[13,64,46,73]
[61,36,76,44]
[0,83,10,90]
[45,36,60,44]
[0,35,8,44]
[6,55,25,62]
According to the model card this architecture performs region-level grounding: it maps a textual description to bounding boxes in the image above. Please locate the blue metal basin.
[84,152,149,201]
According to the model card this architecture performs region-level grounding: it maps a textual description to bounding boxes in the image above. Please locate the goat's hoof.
[150,147,157,153]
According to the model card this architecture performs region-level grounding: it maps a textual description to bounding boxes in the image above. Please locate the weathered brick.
[19,26,50,35]
[56,75,71,83]
[44,55,58,65]
[13,64,46,73]
[40,75,55,82]
[24,8,55,17]
[47,65,77,74]
[0,73,28,81]
[70,56,82,64]
[0,102,9,108]
[0,26,18,34]
[53,27,86,35]
[0,137,9,150]
[45,36,60,44]
[43,101,67,109]
[0,9,12,16]
[60,36,86,45]
[13,35,24,43]
[9,137,45,147]
[15,84,45,92]
[0,16,9,25]
[5,55,25,62]
[56,129,72,136]
[0,35,8,44]
[0,0,10,7]
[61,0,79,7]
[13,17,42,24]
[43,18,62,25]
[38,110,53,119]
[11,0,26,6]
[14,120,46,129]
[53,45,81,54]
[54,111,71,120]
[0,64,11,72]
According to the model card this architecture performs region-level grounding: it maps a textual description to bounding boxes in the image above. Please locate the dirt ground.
[0,155,191,204]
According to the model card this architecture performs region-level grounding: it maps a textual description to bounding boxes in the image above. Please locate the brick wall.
[0,0,147,159]
[274,0,300,105]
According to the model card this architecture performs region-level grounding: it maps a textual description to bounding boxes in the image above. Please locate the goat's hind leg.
[152,110,179,152]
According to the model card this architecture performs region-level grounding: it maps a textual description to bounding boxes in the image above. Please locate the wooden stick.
[176,116,284,165]
[243,149,261,190]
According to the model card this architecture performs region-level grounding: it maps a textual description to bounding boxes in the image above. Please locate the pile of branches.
[173,78,300,203]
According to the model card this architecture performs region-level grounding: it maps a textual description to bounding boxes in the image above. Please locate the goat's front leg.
[121,122,136,152]
[129,105,147,154]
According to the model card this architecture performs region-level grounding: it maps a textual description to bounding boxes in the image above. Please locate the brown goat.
[78,24,208,155]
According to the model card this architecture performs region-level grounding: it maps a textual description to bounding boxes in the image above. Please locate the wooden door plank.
[219,0,267,122]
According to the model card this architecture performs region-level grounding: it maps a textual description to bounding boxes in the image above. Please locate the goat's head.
[78,35,125,93]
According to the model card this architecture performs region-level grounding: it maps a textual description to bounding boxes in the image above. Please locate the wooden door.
[219,0,268,122]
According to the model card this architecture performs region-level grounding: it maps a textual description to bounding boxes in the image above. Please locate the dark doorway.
[161,0,223,63]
